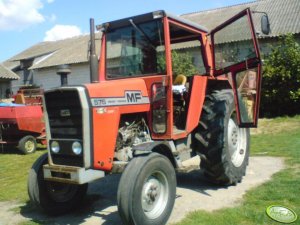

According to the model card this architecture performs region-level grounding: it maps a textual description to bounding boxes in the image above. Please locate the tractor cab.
[96,9,263,139]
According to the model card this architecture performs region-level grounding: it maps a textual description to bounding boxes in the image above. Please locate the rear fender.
[185,76,208,134]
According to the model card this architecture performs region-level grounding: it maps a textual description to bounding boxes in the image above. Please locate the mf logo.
[126,91,142,103]
[60,109,71,117]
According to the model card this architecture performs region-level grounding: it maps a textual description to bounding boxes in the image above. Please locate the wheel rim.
[25,140,35,153]
[46,182,78,203]
[227,117,247,167]
[141,170,169,219]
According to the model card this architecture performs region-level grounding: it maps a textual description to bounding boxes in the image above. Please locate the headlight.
[51,141,60,153]
[72,141,82,155]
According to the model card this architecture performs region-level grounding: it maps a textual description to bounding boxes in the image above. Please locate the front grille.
[50,154,83,167]
[45,89,83,139]
[45,89,84,167]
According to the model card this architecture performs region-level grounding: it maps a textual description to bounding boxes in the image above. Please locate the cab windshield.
[106,20,166,79]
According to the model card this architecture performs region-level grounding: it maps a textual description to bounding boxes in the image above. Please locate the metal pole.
[90,18,99,83]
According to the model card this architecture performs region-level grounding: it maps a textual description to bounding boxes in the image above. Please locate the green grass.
[0,148,46,202]
[1,116,300,225]
[174,116,300,225]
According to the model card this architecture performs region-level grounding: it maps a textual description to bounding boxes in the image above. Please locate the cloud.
[47,13,57,22]
[47,0,54,3]
[44,25,82,41]
[0,0,45,31]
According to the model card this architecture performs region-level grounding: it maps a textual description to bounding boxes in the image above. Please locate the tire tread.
[194,89,250,185]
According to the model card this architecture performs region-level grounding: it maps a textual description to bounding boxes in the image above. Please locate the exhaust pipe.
[57,64,71,86]
[89,18,99,83]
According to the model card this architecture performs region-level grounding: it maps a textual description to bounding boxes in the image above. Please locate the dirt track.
[0,156,284,225]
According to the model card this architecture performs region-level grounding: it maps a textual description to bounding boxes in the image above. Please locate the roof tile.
[0,64,20,80]
[181,0,300,38]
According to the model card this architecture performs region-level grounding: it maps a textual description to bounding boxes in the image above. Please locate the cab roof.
[97,10,208,33]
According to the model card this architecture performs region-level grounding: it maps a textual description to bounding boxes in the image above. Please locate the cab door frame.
[164,16,209,139]
[210,8,262,127]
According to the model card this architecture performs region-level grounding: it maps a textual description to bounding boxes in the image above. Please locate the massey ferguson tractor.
[28,8,270,225]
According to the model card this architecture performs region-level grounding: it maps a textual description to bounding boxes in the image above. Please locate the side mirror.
[261,15,270,35]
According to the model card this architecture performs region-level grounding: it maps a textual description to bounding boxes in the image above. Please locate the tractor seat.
[173,74,187,85]
[172,74,187,94]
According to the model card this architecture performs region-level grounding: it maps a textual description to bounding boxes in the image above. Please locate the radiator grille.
[45,89,84,167]
[45,90,83,140]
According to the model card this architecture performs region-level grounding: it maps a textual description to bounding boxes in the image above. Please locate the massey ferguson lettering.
[126,92,142,103]
[91,91,149,107]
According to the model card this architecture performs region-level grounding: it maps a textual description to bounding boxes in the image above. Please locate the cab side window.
[169,23,206,77]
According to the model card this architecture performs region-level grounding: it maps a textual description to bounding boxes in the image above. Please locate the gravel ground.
[0,156,284,225]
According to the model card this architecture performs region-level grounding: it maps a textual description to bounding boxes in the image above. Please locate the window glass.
[169,24,206,77]
[152,83,167,134]
[106,20,165,78]
[213,15,256,70]
[235,68,258,123]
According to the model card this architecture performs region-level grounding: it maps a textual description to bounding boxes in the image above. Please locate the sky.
[0,0,252,62]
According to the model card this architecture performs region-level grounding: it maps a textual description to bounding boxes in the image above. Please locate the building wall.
[260,34,300,56]
[0,80,11,99]
[10,34,300,94]
[11,71,22,94]
[12,63,91,93]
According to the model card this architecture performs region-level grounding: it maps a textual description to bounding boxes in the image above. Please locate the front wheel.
[117,153,176,225]
[28,153,88,215]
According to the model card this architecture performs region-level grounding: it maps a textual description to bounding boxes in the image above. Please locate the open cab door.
[211,8,262,127]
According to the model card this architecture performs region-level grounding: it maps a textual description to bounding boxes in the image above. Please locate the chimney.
[56,64,71,86]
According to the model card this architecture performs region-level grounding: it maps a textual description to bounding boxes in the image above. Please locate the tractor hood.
[85,78,150,109]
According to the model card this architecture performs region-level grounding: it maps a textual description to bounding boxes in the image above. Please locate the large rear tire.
[194,89,250,185]
[117,153,176,225]
[28,153,88,215]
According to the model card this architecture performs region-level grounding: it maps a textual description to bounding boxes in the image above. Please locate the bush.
[261,34,300,117]
[157,50,198,77]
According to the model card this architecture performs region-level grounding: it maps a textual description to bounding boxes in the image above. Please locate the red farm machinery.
[0,87,45,154]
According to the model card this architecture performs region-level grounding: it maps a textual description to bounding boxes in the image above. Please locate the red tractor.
[28,8,270,225]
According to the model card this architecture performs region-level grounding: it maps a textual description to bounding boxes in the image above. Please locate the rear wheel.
[28,153,88,215]
[117,153,176,225]
[18,135,37,154]
[194,89,250,185]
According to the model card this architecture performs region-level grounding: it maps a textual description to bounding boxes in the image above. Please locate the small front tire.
[28,153,88,215]
[18,135,37,154]
[117,153,176,225]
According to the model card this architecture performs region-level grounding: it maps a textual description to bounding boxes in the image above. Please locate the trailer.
[0,87,45,154]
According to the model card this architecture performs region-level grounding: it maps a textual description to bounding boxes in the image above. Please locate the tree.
[157,50,198,77]
[260,34,300,117]
[171,51,198,77]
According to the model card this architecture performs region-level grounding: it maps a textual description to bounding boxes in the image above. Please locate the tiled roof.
[0,64,20,80]
[1,60,19,71]
[3,34,101,70]
[3,0,299,69]
[31,34,101,69]
[181,0,300,38]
